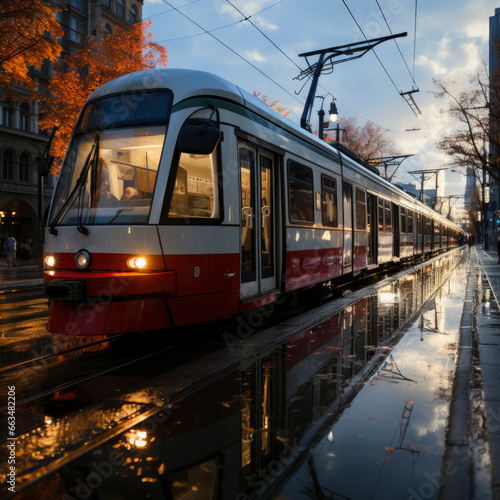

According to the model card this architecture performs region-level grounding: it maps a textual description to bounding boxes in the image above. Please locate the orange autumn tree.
[39,21,167,171]
[0,0,63,95]
[325,116,396,161]
[253,91,291,118]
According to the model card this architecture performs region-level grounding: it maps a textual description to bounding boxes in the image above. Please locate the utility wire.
[161,0,304,105]
[413,0,418,81]
[374,0,416,86]
[340,0,431,130]
[340,0,401,95]
[225,0,300,71]
[156,0,395,132]
[224,0,389,130]
[142,0,201,21]
[156,0,285,43]
[157,19,242,42]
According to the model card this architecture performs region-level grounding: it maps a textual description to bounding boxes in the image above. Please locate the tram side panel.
[377,197,393,264]
[284,160,344,293]
[156,116,241,326]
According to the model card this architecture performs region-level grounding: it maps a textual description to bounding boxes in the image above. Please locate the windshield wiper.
[49,135,99,236]
[108,208,133,224]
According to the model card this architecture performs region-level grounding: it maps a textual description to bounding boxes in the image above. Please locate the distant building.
[489,7,500,243]
[464,167,476,209]
[0,0,143,257]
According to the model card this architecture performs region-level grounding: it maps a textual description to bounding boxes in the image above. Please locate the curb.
[438,248,475,498]
[0,279,44,290]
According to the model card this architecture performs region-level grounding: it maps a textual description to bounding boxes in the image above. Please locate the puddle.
[4,249,469,499]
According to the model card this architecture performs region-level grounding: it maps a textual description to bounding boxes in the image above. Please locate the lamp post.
[297,32,407,133]
[328,100,341,142]
[482,167,490,250]
[318,98,343,142]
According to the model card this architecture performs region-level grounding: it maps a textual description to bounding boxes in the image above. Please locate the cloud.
[246,50,267,62]
[256,15,278,31]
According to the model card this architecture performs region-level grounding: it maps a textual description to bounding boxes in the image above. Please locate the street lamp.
[328,100,341,142]
[329,100,338,122]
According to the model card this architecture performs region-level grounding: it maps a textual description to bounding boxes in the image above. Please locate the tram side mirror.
[177,124,221,155]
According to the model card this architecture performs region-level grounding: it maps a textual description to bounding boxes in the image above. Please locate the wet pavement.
[0,262,43,290]
[2,246,500,499]
[474,248,500,500]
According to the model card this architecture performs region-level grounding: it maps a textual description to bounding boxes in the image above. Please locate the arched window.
[19,153,31,183]
[20,103,31,132]
[2,150,14,180]
[129,5,138,24]
[104,23,113,34]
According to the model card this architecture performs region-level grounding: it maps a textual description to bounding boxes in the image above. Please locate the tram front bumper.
[43,270,176,299]
[43,270,177,335]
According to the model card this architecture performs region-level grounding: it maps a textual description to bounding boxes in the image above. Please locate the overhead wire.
[340,0,432,134]
[155,0,400,132]
[340,0,402,95]
[160,0,304,106]
[155,0,286,43]
[225,0,301,72]
[142,0,201,21]
[413,0,418,81]
[223,0,394,130]
[374,0,416,86]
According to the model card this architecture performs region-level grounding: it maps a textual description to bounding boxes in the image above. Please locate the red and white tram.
[43,68,463,335]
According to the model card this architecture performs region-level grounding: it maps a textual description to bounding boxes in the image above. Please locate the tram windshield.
[49,91,170,227]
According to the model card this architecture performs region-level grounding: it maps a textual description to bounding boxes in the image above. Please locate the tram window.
[321,175,338,227]
[77,90,171,132]
[167,151,219,219]
[401,207,406,234]
[355,188,366,230]
[378,199,384,230]
[384,200,392,230]
[407,210,413,233]
[49,124,165,226]
[288,161,314,223]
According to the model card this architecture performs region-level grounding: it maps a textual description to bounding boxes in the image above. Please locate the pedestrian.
[21,238,33,261]
[3,236,18,267]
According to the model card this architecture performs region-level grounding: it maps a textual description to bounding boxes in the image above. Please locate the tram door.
[343,182,353,272]
[392,203,400,258]
[367,193,378,265]
[239,144,277,300]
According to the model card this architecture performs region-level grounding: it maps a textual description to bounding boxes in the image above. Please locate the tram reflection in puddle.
[17,249,465,499]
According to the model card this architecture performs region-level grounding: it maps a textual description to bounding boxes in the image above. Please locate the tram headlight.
[45,255,55,267]
[75,250,91,269]
[127,256,147,270]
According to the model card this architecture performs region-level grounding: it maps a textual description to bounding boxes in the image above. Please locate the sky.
[141,0,495,209]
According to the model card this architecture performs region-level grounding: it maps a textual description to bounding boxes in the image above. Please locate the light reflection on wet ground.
[274,262,467,500]
[2,249,469,499]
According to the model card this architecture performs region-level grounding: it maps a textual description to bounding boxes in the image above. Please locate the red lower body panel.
[48,297,172,335]
[168,289,239,327]
[285,247,343,292]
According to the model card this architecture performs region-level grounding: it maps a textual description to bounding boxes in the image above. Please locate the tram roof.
[86,68,462,232]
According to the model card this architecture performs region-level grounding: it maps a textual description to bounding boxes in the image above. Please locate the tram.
[43,68,463,335]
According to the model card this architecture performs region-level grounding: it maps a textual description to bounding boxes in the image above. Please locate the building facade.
[0,0,142,260]
[489,8,500,245]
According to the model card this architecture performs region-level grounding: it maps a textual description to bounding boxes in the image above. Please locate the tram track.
[0,323,219,436]
[0,332,124,375]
